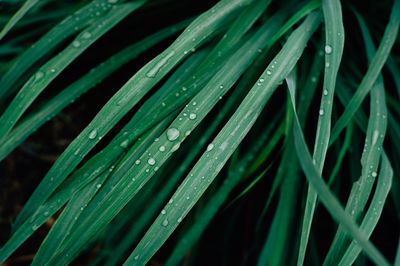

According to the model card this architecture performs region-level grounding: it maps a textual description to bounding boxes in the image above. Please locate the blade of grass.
[323,10,388,265]
[11,0,249,231]
[0,0,118,100]
[0,113,174,264]
[0,20,189,160]
[0,1,146,141]
[339,153,392,266]
[297,0,345,264]
[0,0,40,40]
[44,14,284,264]
[287,70,390,266]
[31,116,175,265]
[124,12,321,265]
[329,0,400,145]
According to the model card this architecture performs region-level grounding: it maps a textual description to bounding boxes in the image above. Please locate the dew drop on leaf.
[167,128,180,141]
[325,45,332,54]
[89,129,97,139]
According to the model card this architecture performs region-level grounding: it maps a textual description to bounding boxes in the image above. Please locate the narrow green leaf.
[0,0,118,100]
[287,70,390,266]
[125,12,321,265]
[329,0,400,144]
[297,0,345,264]
[0,0,40,40]
[11,0,249,231]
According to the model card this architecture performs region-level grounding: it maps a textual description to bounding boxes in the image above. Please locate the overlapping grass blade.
[0,0,40,40]
[124,12,321,265]
[323,10,389,265]
[287,70,390,266]
[0,20,189,161]
[11,0,250,231]
[0,113,174,263]
[31,118,175,265]
[339,153,392,265]
[0,0,118,100]
[297,1,345,264]
[329,0,400,144]
[48,14,286,264]
[0,1,146,141]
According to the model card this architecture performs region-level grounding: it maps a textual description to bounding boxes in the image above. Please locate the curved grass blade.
[339,153,392,266]
[0,1,146,141]
[124,12,321,265]
[329,0,400,145]
[11,0,250,231]
[0,0,118,100]
[258,130,300,266]
[0,115,172,264]
[297,1,345,264]
[323,10,389,265]
[0,20,188,161]
[327,122,353,185]
[0,0,40,40]
[31,118,174,265]
[166,131,273,266]
[44,14,283,264]
[266,0,321,49]
[287,70,390,266]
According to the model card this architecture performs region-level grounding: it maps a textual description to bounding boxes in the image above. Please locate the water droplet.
[96,184,102,189]
[192,102,197,106]
[325,45,332,54]
[185,130,191,136]
[167,128,180,141]
[171,143,180,152]
[323,89,328,96]
[319,109,324,116]
[89,129,97,139]
[161,102,166,107]
[44,211,49,216]
[372,130,379,145]
[178,218,182,223]
[146,51,175,78]
[259,78,264,82]
[134,255,139,260]
[325,62,330,68]
[161,209,166,215]
[311,77,317,83]
[266,70,272,75]
[82,32,92,39]
[50,68,56,73]
[36,71,44,79]
[135,160,141,165]
[207,143,214,151]
[120,139,129,148]
[162,219,169,226]
[32,224,39,230]
[148,158,155,165]
[372,171,377,177]
[189,113,197,120]
[182,87,187,91]
[72,40,81,47]
[159,146,165,152]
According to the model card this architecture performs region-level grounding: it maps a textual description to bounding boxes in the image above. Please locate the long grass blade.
[0,0,40,40]
[329,0,400,144]
[11,0,249,231]
[0,0,118,100]
[124,12,321,265]
[297,0,345,264]
[287,70,390,266]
